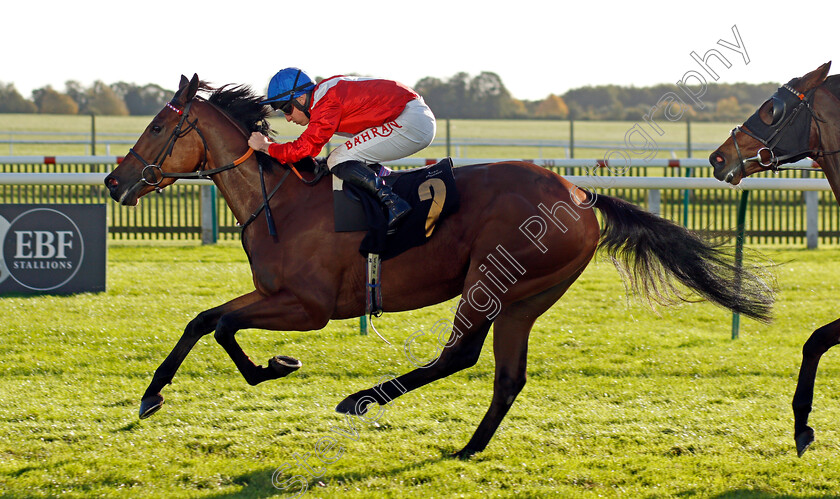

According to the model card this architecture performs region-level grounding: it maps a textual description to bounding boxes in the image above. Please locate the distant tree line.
[416,72,779,122]
[0,81,172,116]
[0,74,779,121]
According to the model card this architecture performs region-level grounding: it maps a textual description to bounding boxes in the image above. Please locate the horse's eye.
[760,100,775,126]
[151,125,163,134]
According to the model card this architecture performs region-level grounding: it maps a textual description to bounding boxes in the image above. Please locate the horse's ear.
[173,74,200,104]
[814,61,831,81]
[799,62,832,90]
[184,74,199,101]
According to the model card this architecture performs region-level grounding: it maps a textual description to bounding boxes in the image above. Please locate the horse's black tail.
[591,193,775,323]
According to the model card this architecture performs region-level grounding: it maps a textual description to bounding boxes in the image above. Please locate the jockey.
[248,68,437,234]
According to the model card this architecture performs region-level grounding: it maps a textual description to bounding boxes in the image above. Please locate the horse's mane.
[785,73,840,101]
[196,81,320,174]
[822,74,840,101]
[199,82,273,136]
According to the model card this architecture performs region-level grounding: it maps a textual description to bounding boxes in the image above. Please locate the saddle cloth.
[332,158,460,260]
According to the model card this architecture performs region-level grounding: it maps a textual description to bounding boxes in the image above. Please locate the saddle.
[331,158,459,325]
[332,158,460,260]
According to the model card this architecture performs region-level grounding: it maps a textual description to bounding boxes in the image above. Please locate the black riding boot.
[332,161,412,234]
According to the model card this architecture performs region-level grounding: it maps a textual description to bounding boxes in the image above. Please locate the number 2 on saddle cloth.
[332,157,460,261]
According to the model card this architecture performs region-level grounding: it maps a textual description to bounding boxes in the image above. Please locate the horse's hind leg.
[337,315,494,414]
[336,293,495,415]
[454,278,580,458]
[452,306,533,458]
[792,317,840,456]
[139,291,264,418]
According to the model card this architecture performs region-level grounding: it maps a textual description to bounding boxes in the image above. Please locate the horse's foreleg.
[792,318,840,456]
[139,292,263,419]
[213,291,327,386]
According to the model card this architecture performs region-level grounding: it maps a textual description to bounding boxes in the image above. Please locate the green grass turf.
[2,242,840,497]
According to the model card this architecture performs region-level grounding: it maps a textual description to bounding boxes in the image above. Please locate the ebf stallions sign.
[0,205,106,294]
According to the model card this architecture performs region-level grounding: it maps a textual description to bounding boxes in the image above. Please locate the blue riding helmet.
[261,68,315,106]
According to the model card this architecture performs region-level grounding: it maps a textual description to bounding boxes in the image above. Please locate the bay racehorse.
[709,61,840,456]
[106,74,774,458]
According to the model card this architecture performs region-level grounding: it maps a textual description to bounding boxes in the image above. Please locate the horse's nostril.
[710,152,725,168]
[104,176,121,197]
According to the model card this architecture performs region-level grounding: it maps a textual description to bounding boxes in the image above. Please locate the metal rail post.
[569,117,575,159]
[200,185,218,244]
[446,119,451,158]
[682,118,692,227]
[803,170,819,249]
[90,113,96,156]
[731,190,750,339]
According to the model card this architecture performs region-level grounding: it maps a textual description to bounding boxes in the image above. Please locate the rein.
[129,147,255,186]
[239,168,291,235]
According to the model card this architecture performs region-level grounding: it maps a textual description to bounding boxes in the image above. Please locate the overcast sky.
[3,0,834,102]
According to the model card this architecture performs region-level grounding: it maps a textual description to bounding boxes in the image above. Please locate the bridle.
[126,97,284,236]
[127,99,254,188]
[729,83,840,177]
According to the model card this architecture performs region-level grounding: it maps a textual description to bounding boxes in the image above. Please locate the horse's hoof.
[451,447,478,460]
[139,393,164,419]
[268,355,301,378]
[795,427,815,457]
[335,395,369,416]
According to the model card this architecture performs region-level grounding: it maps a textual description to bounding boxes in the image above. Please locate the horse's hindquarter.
[383,162,601,311]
